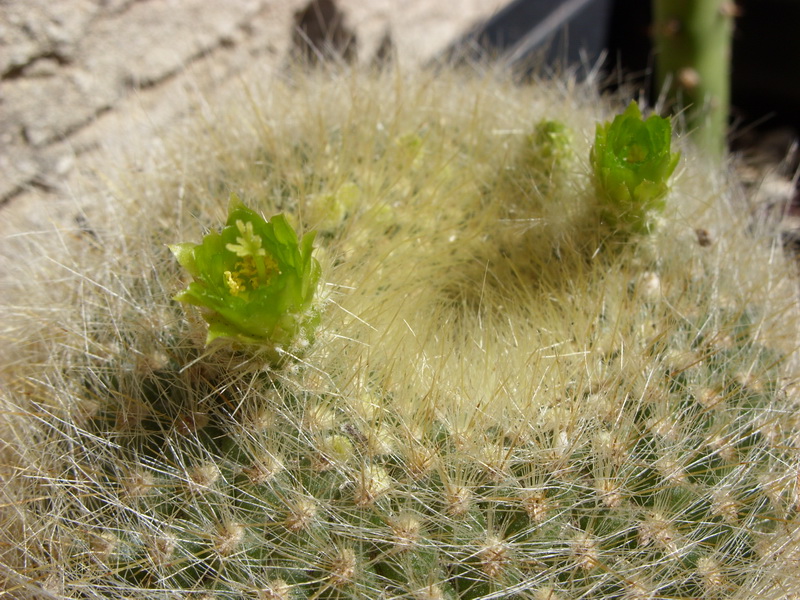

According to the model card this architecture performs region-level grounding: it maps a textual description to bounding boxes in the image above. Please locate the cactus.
[1,66,799,600]
[653,0,736,156]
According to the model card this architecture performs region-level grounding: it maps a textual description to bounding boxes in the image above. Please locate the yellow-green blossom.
[170,195,321,353]
[591,101,680,234]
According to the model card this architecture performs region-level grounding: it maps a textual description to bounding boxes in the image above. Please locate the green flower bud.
[591,101,680,234]
[528,119,571,165]
[170,195,322,353]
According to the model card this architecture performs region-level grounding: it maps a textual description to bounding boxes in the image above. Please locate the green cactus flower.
[169,195,321,352]
[591,101,680,234]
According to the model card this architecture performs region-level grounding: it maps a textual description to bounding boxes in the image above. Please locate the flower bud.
[591,101,680,234]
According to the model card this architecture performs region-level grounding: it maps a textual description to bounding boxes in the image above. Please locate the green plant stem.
[653,0,734,157]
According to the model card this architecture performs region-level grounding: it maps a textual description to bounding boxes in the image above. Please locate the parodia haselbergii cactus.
[1,66,799,600]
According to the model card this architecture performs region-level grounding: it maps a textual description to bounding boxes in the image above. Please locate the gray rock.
[81,0,269,87]
[0,0,98,75]
[3,67,117,147]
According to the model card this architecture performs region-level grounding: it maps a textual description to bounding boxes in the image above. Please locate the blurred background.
[452,0,799,134]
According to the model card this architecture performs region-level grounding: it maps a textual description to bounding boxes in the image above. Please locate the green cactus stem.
[653,0,736,157]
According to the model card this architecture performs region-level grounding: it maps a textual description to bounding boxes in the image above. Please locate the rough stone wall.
[0,0,507,233]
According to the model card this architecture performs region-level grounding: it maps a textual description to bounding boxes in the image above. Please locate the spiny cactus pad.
[1,68,799,600]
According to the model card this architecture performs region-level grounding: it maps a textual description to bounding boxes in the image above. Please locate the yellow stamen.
[224,270,245,296]
[229,254,280,293]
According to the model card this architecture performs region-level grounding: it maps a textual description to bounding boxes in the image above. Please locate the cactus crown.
[1,68,798,600]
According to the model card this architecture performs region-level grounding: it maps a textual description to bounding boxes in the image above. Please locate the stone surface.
[0,0,98,76]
